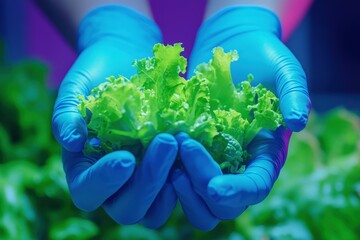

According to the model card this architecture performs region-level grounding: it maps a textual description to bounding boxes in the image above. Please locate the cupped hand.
[176,6,311,230]
[51,5,179,228]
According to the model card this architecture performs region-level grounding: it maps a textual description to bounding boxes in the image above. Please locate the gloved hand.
[52,5,178,228]
[173,6,311,230]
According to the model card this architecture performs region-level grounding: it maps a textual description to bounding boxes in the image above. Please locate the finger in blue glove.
[171,169,220,231]
[62,149,136,212]
[176,137,246,220]
[140,182,177,229]
[102,133,178,225]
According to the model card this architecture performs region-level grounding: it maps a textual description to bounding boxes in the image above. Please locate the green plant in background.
[0,59,57,162]
[0,48,99,240]
[0,42,359,239]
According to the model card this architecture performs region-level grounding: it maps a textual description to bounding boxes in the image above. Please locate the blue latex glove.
[172,6,311,230]
[52,5,178,228]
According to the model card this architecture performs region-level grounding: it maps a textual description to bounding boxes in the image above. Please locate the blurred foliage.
[0,48,359,239]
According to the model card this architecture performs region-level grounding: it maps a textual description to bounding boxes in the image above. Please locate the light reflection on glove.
[52,5,178,228]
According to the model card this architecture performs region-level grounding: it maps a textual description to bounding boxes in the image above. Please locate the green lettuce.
[78,43,284,173]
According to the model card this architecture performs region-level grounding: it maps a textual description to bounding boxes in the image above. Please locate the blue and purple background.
[1,0,359,111]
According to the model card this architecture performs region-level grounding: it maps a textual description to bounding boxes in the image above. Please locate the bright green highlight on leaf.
[78,43,284,173]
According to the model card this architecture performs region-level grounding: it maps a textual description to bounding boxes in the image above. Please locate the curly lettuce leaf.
[78,43,284,173]
[195,47,238,110]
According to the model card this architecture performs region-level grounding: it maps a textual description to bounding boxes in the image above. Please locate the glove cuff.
[77,5,162,53]
[196,6,282,47]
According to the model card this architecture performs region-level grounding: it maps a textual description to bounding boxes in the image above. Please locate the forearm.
[33,0,153,48]
[204,0,313,40]
[205,0,282,20]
